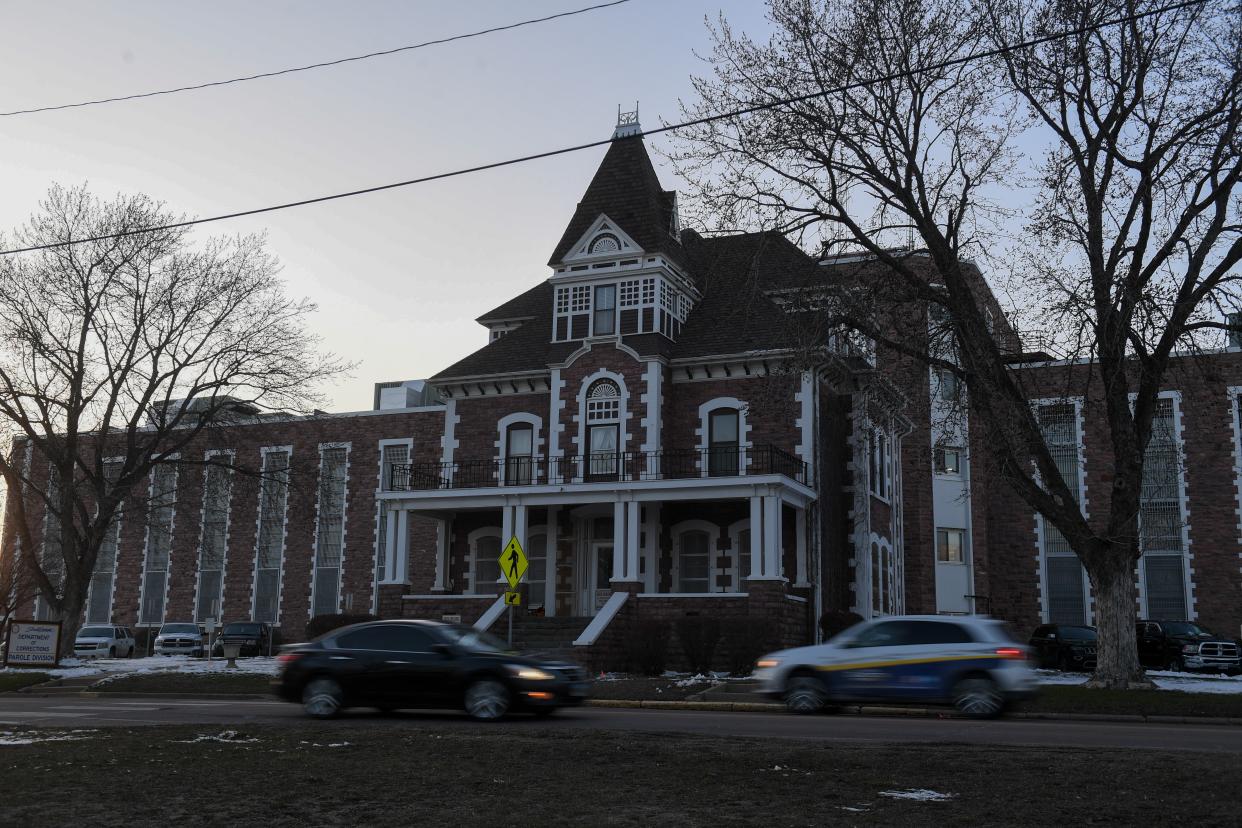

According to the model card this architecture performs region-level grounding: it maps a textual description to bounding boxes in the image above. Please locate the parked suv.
[754,615,1038,718]
[154,622,206,657]
[1136,620,1241,674]
[1029,624,1097,671]
[74,625,135,658]
[211,622,272,657]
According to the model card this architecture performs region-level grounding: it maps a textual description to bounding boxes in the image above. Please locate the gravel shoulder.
[0,723,1237,826]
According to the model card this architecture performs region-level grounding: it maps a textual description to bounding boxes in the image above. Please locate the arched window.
[672,521,720,593]
[469,529,502,594]
[589,233,620,255]
[707,408,740,476]
[586,379,621,479]
[505,423,534,485]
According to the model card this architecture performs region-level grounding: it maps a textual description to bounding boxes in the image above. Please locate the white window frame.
[375,438,413,591]
[670,520,721,594]
[574,370,629,465]
[1031,397,1091,625]
[252,446,292,626]
[695,398,752,477]
[85,457,125,625]
[310,442,351,619]
[726,519,751,593]
[1133,391,1194,620]
[193,449,234,624]
[467,527,503,594]
[935,527,967,564]
[137,460,179,627]
[495,413,543,485]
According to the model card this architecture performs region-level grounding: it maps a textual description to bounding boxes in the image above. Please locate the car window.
[77,626,113,638]
[847,621,918,648]
[439,625,509,653]
[908,621,975,645]
[1162,622,1209,636]
[1060,626,1097,640]
[161,624,200,634]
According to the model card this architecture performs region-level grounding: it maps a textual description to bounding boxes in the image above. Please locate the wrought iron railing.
[387,445,806,492]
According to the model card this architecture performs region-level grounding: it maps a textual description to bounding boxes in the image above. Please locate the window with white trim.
[195,456,233,622]
[707,408,741,476]
[1139,398,1187,619]
[585,379,621,478]
[933,446,962,475]
[312,446,349,618]
[676,530,712,592]
[470,530,502,594]
[86,460,124,624]
[139,465,178,625]
[1036,403,1087,625]
[505,423,535,485]
[868,429,892,499]
[253,449,290,623]
[935,528,965,563]
[35,464,63,621]
[593,284,616,336]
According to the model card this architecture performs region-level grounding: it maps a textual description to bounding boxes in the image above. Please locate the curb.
[584,698,1242,725]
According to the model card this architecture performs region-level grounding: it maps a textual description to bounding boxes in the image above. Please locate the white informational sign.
[4,620,62,668]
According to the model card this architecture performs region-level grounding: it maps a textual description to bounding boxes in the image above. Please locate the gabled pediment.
[559,213,644,264]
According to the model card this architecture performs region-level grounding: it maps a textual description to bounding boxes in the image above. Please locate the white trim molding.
[572,369,631,458]
[495,411,545,485]
[669,519,721,593]
[251,445,292,627]
[695,397,752,476]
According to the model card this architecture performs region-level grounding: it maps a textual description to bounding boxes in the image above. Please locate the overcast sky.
[0,0,773,412]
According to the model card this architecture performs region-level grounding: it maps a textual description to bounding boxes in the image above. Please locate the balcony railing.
[387,445,806,492]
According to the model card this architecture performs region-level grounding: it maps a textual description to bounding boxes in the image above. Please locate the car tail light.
[995,647,1026,660]
[277,653,303,665]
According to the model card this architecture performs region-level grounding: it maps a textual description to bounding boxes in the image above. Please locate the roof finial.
[613,102,641,139]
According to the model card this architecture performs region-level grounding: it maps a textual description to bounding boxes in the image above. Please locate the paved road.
[2,692,1239,753]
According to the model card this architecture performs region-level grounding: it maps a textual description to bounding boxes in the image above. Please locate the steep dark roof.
[476,280,546,323]
[548,136,684,266]
[432,283,556,380]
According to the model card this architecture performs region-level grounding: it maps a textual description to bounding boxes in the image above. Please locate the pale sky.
[0,0,773,412]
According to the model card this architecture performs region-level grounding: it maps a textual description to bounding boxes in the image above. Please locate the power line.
[0,0,1209,256]
[0,0,633,118]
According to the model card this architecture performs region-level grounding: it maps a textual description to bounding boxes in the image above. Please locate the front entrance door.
[577,541,613,615]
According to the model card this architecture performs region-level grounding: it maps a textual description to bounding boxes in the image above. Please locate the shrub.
[624,618,671,676]
[306,613,377,640]
[818,610,864,641]
[676,615,721,675]
[720,617,772,676]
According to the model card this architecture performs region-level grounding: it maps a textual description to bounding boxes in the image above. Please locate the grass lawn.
[0,673,49,693]
[1020,685,1242,719]
[96,672,272,695]
[0,723,1238,826]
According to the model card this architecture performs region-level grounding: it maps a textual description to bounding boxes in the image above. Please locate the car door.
[1136,622,1159,666]
[829,620,920,700]
[1029,626,1053,667]
[329,626,394,703]
[375,625,457,707]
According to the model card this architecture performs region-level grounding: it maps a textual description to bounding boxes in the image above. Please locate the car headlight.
[756,658,780,669]
[508,665,554,681]
[1182,644,1197,653]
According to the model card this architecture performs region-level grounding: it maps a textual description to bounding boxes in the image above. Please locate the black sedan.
[1029,624,1097,671]
[272,620,591,720]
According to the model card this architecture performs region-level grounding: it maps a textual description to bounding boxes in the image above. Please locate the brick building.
[6,115,1241,664]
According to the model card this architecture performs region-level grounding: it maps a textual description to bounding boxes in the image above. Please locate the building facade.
[6,117,1242,665]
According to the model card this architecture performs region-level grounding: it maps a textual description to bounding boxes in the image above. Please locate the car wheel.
[464,678,511,721]
[302,677,345,719]
[783,674,827,715]
[952,676,1004,719]
[108,647,116,658]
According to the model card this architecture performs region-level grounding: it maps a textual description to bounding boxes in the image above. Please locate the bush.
[676,615,721,675]
[624,618,671,676]
[720,617,772,676]
[306,613,377,640]
[818,610,864,641]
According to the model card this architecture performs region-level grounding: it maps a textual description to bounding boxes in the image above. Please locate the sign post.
[498,536,529,648]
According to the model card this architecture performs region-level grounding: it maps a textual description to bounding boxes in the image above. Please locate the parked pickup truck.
[1136,620,1241,674]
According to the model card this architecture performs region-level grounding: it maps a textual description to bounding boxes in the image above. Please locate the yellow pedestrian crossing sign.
[504,591,521,606]
[499,536,528,589]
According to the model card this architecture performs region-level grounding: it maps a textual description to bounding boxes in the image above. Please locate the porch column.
[764,495,782,580]
[395,509,410,584]
[500,505,514,591]
[514,503,528,551]
[384,509,399,583]
[625,499,641,583]
[431,518,449,592]
[612,500,626,582]
[643,503,660,592]
[749,496,763,579]
[545,506,559,616]
[794,507,808,586]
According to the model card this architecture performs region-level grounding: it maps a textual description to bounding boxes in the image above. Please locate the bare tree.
[670,0,1241,687]
[0,185,344,655]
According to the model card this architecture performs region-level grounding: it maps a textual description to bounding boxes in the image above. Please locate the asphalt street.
[1,692,1240,753]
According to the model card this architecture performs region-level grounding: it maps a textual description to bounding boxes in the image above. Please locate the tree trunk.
[1085,552,1150,689]
[57,592,86,660]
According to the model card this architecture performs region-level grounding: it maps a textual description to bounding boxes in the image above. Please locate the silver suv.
[755,615,1039,718]
[153,622,206,657]
[74,625,135,658]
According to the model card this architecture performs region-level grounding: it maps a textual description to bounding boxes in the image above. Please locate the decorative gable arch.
[561,213,644,264]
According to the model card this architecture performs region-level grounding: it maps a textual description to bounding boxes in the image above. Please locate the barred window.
[195,457,233,622]
[570,285,591,312]
[312,446,349,618]
[86,460,124,624]
[1036,403,1087,625]
[641,278,656,305]
[586,380,620,422]
[35,464,64,621]
[619,280,641,307]
[555,287,570,314]
[1139,399,1187,619]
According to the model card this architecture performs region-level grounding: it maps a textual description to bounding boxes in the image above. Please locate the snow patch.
[0,729,95,746]
[176,730,259,744]
[0,655,281,682]
[1036,669,1242,695]
[879,789,956,802]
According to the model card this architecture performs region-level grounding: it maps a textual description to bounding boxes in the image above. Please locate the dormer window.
[593,285,616,336]
[589,233,621,255]
[553,275,691,342]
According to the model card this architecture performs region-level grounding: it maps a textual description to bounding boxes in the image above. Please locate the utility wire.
[0,0,633,117]
[0,0,1209,256]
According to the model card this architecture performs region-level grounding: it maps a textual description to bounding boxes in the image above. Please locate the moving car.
[1136,620,1241,674]
[211,622,272,657]
[154,622,206,657]
[1029,624,1097,671]
[73,625,136,658]
[273,619,590,720]
[754,615,1038,718]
